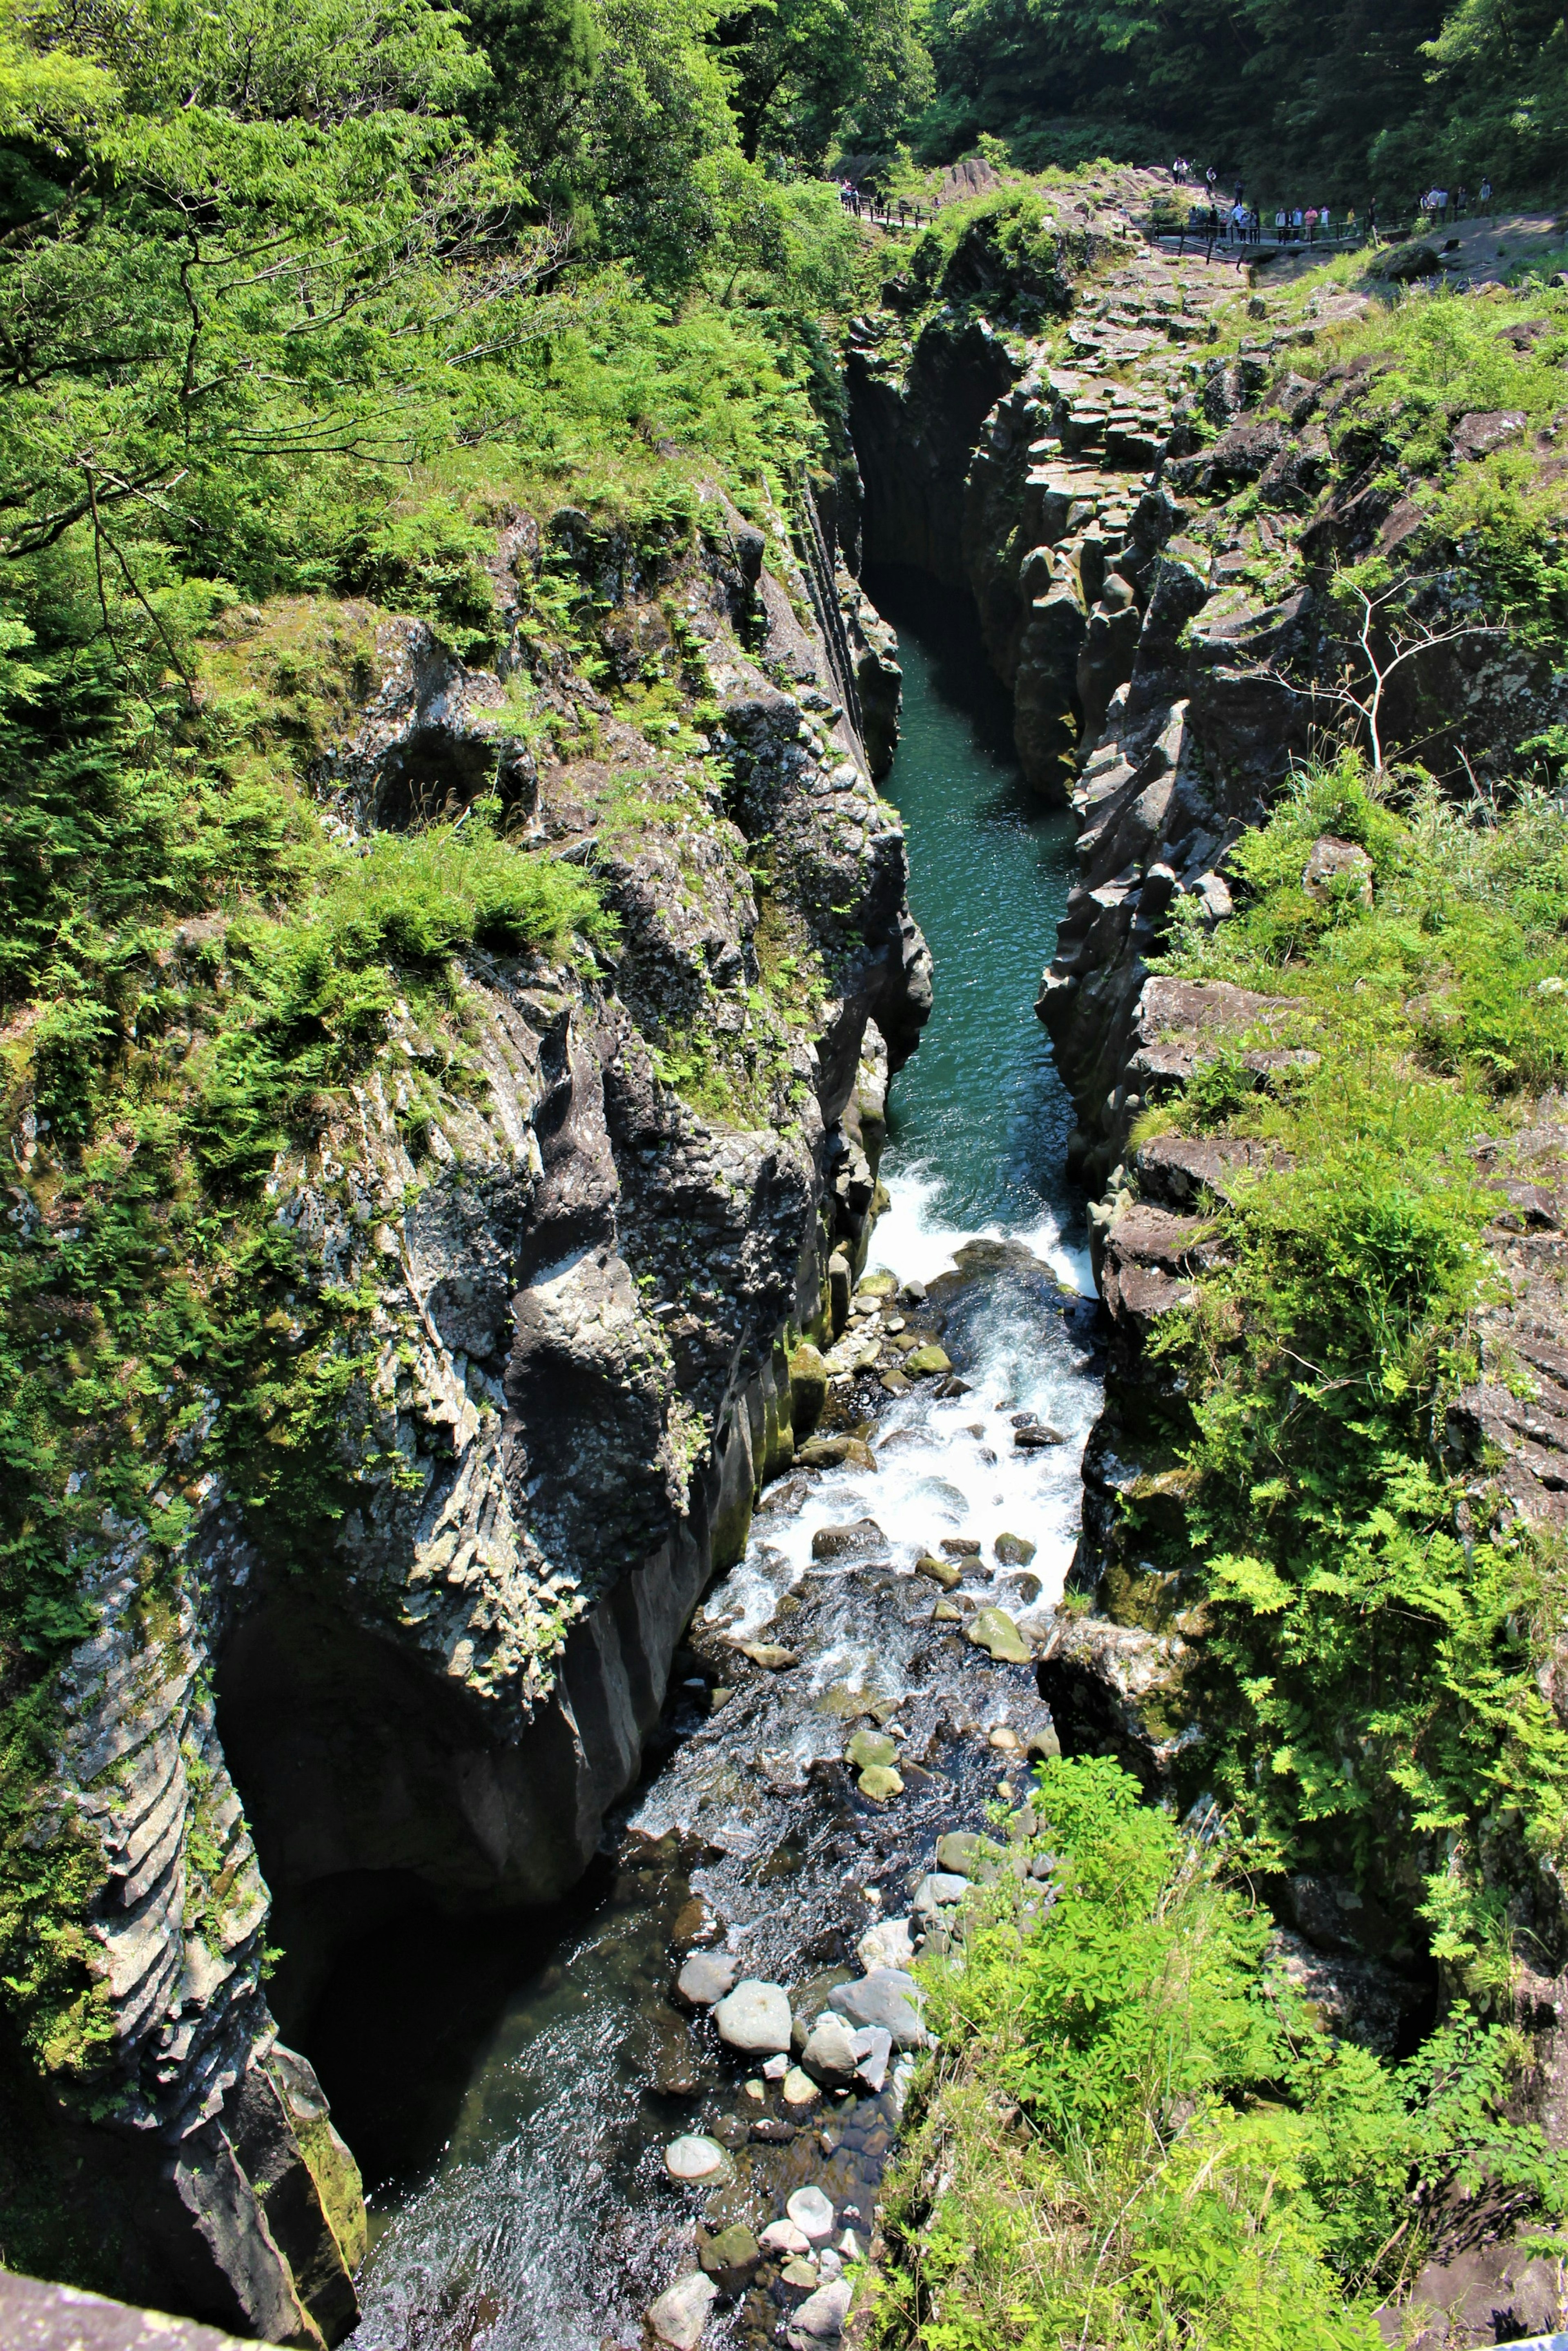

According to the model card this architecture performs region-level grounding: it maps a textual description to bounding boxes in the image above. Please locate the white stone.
[762,2052,789,2080]
[782,2063,820,2107]
[856,1915,915,1973]
[648,2271,719,2349]
[787,2185,836,2242]
[664,2135,728,2182]
[677,1951,738,2006]
[801,2011,860,2083]
[837,2229,864,2260]
[713,1979,792,2054]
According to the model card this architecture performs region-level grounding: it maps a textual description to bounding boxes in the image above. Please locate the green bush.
[873,1759,1568,2351]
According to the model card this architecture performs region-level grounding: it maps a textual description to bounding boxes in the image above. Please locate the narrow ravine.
[330,597,1103,2351]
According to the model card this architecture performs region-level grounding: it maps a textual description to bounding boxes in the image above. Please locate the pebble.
[931,1597,962,1623]
[760,2219,813,2254]
[780,2257,820,2289]
[857,1763,904,1801]
[988,1724,1023,1753]
[743,2079,765,2101]
[714,1980,792,2054]
[676,1951,738,2007]
[855,1915,914,1972]
[664,2135,729,2182]
[762,2052,789,2080]
[787,2185,837,2241]
[647,2271,718,2349]
[782,2064,821,2106]
[732,1640,800,1670]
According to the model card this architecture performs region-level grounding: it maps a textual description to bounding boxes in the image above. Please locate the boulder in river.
[811,1518,886,1561]
[881,1369,912,1394]
[787,2185,837,2241]
[830,1968,927,2048]
[714,1980,792,2053]
[856,1914,914,1971]
[801,2011,861,2083]
[699,2224,762,2289]
[664,2135,730,2183]
[797,1435,877,1471]
[940,1536,981,1556]
[648,2271,719,2349]
[857,1763,905,1801]
[845,1727,896,1771]
[854,2026,893,2092]
[1013,1423,1065,1449]
[783,2064,821,2106]
[914,1871,969,1917]
[967,1606,1031,1662]
[676,1952,738,2007]
[904,1343,952,1377]
[936,1832,999,1880]
[994,1531,1038,1564]
[780,2257,821,2289]
[761,2217,813,2253]
[788,2276,853,2345]
[731,1640,800,1670]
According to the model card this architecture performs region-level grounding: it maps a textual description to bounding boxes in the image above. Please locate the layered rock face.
[5,487,927,2339]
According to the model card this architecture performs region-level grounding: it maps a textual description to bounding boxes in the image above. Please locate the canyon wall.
[2,489,927,2341]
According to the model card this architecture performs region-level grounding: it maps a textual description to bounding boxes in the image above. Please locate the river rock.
[677,1952,739,2007]
[856,1914,915,1971]
[989,1724,1022,1752]
[714,1980,792,2054]
[801,2010,861,2083]
[994,1531,1037,1564]
[904,1343,951,1377]
[1013,1423,1065,1449]
[829,1968,927,2048]
[699,2224,762,2287]
[762,2051,790,2079]
[811,1518,886,1561]
[733,1640,800,1670]
[761,2218,813,2253]
[782,2064,821,2105]
[940,1536,981,1556]
[673,1894,720,1948]
[857,1270,897,1296]
[854,2024,893,2091]
[845,1728,896,1770]
[788,2277,853,2344]
[787,2185,837,2241]
[915,1553,961,1589]
[881,1369,912,1394]
[648,2271,719,2349]
[780,2257,820,2289]
[936,1832,996,1879]
[857,1763,904,1801]
[931,1597,962,1622]
[967,1606,1031,1662]
[914,1871,969,1917]
[752,2117,797,2144]
[665,2135,730,2182]
[797,1435,878,1471]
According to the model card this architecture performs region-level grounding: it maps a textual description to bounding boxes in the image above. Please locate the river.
[323,586,1102,2351]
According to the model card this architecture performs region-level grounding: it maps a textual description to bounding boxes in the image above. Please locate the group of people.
[835,181,933,229]
[1169,156,1494,254]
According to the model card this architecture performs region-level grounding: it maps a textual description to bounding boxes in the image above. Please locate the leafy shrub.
[874,1759,1568,2351]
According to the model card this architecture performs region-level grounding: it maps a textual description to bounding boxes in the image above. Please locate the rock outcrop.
[2,484,928,2335]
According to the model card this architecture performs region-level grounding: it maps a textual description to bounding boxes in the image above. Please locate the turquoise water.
[866,584,1087,1272]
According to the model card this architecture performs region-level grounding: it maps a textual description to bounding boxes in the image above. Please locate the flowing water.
[331,588,1102,2351]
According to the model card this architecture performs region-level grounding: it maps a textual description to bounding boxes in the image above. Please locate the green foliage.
[1124,756,1568,1971]
[875,1759,1568,2351]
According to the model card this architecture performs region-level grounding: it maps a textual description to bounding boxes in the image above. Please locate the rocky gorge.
[11,145,1568,2351]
